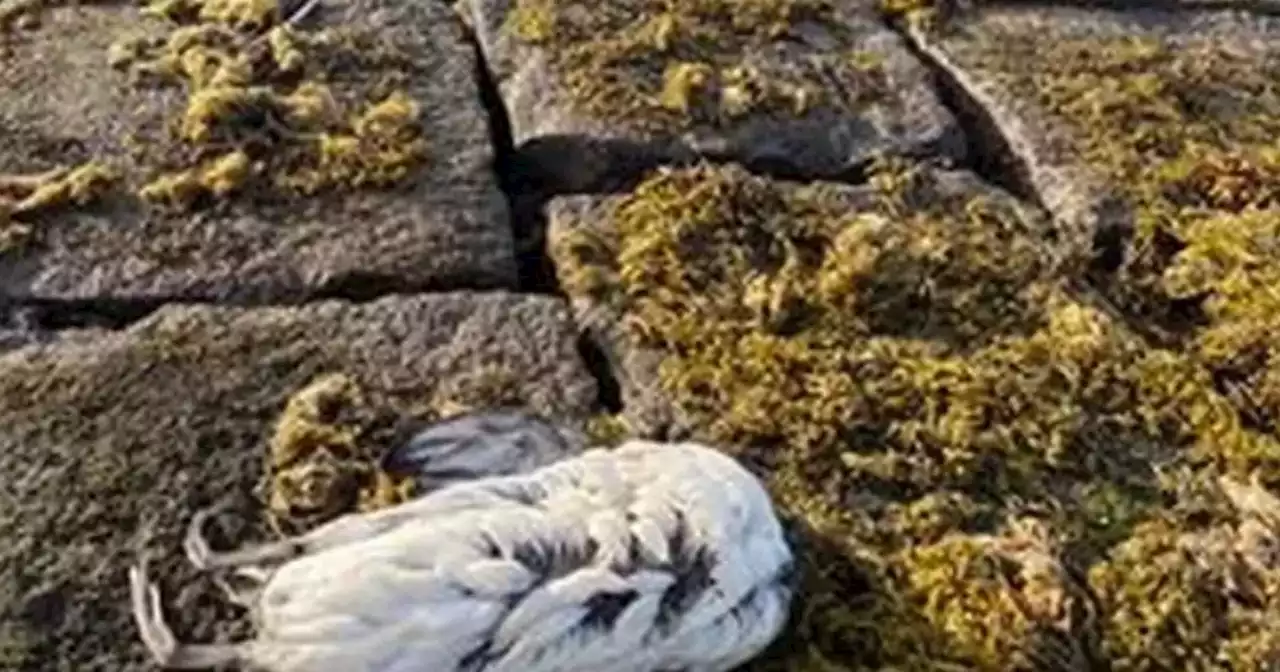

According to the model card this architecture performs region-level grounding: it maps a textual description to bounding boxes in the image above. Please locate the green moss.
[552,160,1280,669]
[263,372,415,536]
[974,32,1280,427]
[504,0,888,130]
[265,364,607,535]
[885,519,1097,670]
[1090,476,1280,670]
[111,0,428,211]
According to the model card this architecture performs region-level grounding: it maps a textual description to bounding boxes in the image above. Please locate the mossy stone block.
[907,4,1280,429]
[0,293,598,670]
[546,161,1074,436]
[546,160,1280,669]
[0,0,515,302]
[465,0,966,192]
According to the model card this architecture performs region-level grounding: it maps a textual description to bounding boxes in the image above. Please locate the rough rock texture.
[0,293,599,670]
[0,0,516,303]
[465,0,966,192]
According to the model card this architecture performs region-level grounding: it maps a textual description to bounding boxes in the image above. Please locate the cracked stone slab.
[901,6,1280,303]
[465,0,966,192]
[0,293,598,670]
[0,0,516,303]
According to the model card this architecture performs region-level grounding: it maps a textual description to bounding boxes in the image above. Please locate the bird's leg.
[184,507,304,572]
[129,557,248,669]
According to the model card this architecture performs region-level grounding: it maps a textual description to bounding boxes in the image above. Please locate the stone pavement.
[3,0,1280,669]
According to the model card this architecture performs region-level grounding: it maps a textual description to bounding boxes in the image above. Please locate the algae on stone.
[428,363,537,419]
[263,372,416,535]
[503,0,888,131]
[114,0,429,210]
[549,159,1280,669]
[266,361,607,535]
[940,20,1280,433]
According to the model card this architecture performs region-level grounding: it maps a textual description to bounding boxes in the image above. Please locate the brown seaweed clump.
[111,0,428,210]
[504,0,890,131]
[972,32,1280,429]
[262,372,415,535]
[551,159,1280,669]
[0,163,119,254]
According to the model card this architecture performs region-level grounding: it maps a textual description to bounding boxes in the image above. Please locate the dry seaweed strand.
[550,158,1280,669]
[503,0,890,131]
[0,163,120,254]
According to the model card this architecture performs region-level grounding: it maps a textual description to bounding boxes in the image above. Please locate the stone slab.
[0,0,516,303]
[0,292,598,670]
[465,0,966,192]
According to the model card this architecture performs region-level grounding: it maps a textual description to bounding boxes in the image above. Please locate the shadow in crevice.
[459,24,633,416]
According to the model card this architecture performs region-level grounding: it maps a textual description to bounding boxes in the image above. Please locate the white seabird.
[131,438,797,671]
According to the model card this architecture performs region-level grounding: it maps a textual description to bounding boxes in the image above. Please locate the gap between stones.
[0,276,516,334]
[461,24,625,414]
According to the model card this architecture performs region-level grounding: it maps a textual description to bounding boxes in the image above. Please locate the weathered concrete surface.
[465,0,966,192]
[0,0,516,303]
[0,293,598,670]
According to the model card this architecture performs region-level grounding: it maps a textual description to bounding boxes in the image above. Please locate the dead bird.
[131,439,797,671]
[382,409,588,493]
